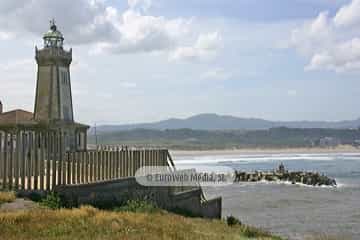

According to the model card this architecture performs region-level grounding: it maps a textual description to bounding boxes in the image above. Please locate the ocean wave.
[235,180,346,189]
[174,153,360,165]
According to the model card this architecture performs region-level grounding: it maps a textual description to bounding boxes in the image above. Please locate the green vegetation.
[0,191,16,205]
[114,200,159,214]
[305,235,350,240]
[0,204,283,240]
[88,127,360,150]
[227,215,242,226]
[40,192,63,210]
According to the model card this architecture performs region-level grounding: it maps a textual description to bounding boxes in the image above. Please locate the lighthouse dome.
[43,20,64,48]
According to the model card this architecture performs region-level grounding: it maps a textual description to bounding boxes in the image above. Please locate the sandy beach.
[171,145,360,157]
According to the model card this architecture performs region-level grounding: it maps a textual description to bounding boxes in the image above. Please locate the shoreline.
[171,145,360,157]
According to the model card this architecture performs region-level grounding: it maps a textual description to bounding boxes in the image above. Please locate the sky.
[1,0,360,125]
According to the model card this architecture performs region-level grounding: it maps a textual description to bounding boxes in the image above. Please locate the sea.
[173,152,360,240]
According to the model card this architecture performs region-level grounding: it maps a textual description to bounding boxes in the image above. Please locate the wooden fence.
[0,130,175,191]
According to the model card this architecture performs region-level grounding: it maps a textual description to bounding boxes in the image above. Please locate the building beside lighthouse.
[0,21,88,151]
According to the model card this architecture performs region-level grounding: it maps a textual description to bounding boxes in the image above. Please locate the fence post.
[115,146,120,179]
[0,131,3,190]
[124,148,128,177]
[94,151,98,182]
[71,152,76,185]
[56,130,62,185]
[108,150,112,180]
[128,149,132,177]
[95,150,99,181]
[40,132,45,190]
[150,149,154,167]
[27,132,33,190]
[61,133,66,186]
[119,149,123,178]
[100,150,104,180]
[33,132,39,190]
[21,132,26,190]
[5,132,9,189]
[80,151,84,184]
[111,149,115,179]
[14,131,20,190]
[67,152,71,185]
[106,150,109,180]
[84,151,88,183]
[76,151,80,184]
[2,132,8,189]
[51,132,57,189]
[46,131,51,191]
[136,150,140,175]
[132,150,136,176]
[112,150,116,179]
[89,151,93,182]
[8,133,14,190]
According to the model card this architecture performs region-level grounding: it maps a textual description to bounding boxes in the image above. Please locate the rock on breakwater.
[234,163,337,187]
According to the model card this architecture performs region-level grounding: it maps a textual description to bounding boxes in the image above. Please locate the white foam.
[174,153,360,165]
[236,180,342,189]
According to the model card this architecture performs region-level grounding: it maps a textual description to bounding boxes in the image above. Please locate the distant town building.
[0,20,88,151]
[353,140,360,148]
[319,137,340,148]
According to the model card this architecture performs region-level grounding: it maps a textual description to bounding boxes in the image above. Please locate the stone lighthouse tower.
[33,20,88,150]
[34,20,74,122]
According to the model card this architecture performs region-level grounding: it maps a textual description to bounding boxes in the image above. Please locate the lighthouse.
[0,20,88,151]
[34,20,74,122]
[32,20,88,150]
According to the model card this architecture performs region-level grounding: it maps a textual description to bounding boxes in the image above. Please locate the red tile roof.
[0,109,34,125]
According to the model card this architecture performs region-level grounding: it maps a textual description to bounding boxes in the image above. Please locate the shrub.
[115,200,159,213]
[241,225,278,239]
[40,192,63,209]
[226,215,242,226]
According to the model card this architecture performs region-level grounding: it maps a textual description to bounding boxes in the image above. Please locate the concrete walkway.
[0,198,38,212]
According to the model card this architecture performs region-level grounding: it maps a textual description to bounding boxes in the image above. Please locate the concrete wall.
[54,177,222,219]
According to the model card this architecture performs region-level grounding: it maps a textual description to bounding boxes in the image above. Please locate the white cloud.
[0,31,13,40]
[119,82,137,89]
[96,8,192,54]
[0,58,34,72]
[201,68,231,81]
[287,90,297,97]
[334,0,360,27]
[128,0,152,12]
[0,0,120,44]
[290,0,360,72]
[0,0,220,60]
[170,32,222,61]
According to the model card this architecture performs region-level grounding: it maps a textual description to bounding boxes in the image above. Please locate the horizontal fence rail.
[0,130,173,191]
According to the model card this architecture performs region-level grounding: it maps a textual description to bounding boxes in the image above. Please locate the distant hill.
[89,113,360,134]
[88,127,360,150]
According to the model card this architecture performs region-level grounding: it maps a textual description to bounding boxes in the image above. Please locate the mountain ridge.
[89,113,360,134]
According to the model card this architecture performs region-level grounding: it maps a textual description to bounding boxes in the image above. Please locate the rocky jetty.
[234,163,337,187]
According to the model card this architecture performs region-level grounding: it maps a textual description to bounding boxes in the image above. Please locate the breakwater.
[234,164,337,187]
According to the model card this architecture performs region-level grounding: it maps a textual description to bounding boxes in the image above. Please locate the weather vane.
[50,18,56,31]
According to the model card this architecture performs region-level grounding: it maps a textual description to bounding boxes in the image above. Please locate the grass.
[114,200,160,214]
[305,234,351,240]
[0,191,16,205]
[0,205,282,240]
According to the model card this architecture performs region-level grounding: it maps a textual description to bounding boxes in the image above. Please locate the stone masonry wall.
[54,177,222,219]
